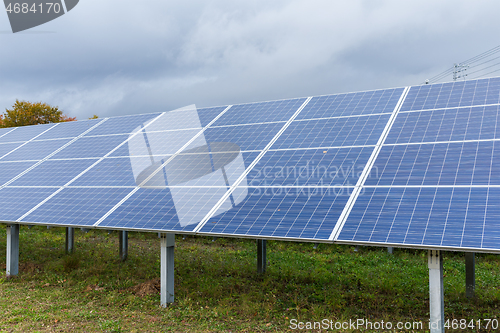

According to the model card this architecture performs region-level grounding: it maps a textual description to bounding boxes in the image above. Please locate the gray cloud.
[1,0,500,119]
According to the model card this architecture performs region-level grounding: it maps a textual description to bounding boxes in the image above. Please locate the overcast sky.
[1,0,500,119]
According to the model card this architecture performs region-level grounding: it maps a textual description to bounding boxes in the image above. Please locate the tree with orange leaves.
[1,100,77,128]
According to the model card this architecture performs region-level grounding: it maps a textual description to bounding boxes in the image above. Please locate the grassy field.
[0,226,499,332]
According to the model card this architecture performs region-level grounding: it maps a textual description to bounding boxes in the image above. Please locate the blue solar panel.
[400,78,500,112]
[0,161,37,185]
[69,157,137,187]
[0,78,500,253]
[0,127,15,138]
[0,142,24,158]
[49,135,129,159]
[246,147,373,187]
[272,114,390,149]
[337,187,500,250]
[86,113,162,136]
[0,187,58,221]
[10,159,99,186]
[0,123,55,143]
[98,187,227,232]
[196,106,229,127]
[366,141,500,186]
[21,188,133,226]
[203,122,285,152]
[386,105,500,144]
[296,88,404,120]
[200,187,351,240]
[1,138,72,161]
[212,98,307,126]
[35,119,102,140]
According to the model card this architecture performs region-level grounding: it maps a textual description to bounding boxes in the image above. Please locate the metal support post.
[160,233,175,306]
[387,247,393,254]
[65,227,74,254]
[465,252,475,298]
[428,250,444,333]
[119,231,128,262]
[6,224,20,277]
[257,239,267,274]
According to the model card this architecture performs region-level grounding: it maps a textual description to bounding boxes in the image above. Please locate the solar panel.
[335,78,500,252]
[1,78,500,253]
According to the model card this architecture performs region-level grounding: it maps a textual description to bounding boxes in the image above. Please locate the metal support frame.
[428,250,444,333]
[387,247,393,254]
[257,239,267,274]
[65,227,74,254]
[465,252,475,298]
[119,231,128,261]
[160,233,175,306]
[6,224,20,276]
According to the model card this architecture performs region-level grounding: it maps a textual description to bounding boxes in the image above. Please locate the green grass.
[0,226,499,332]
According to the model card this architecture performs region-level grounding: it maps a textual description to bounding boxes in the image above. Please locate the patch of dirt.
[85,284,105,291]
[0,262,43,273]
[129,278,161,296]
[21,262,44,273]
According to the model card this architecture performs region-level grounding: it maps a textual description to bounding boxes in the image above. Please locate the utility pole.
[453,63,469,81]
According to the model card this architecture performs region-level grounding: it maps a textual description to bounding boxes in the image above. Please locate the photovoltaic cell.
[337,187,500,250]
[99,186,241,232]
[212,98,307,126]
[0,161,37,185]
[85,113,161,136]
[21,188,133,226]
[386,105,500,144]
[296,88,404,120]
[200,187,352,240]
[34,118,103,140]
[272,114,390,149]
[0,127,15,138]
[10,159,99,186]
[0,142,24,158]
[1,138,72,161]
[69,157,138,187]
[0,188,58,221]
[49,135,129,159]
[400,77,500,112]
[246,147,373,187]
[196,106,229,127]
[366,141,500,186]
[203,122,285,152]
[0,123,55,143]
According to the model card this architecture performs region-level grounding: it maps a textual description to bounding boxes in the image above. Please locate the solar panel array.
[1,77,500,253]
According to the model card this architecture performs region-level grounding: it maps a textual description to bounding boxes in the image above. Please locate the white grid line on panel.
[14,118,111,221]
[2,120,108,191]
[0,124,59,162]
[333,239,500,254]
[0,127,17,140]
[16,112,170,221]
[17,111,191,221]
[83,127,203,139]
[294,111,393,124]
[399,102,500,114]
[193,97,313,233]
[330,86,411,241]
[7,184,499,189]
[93,105,234,227]
[383,137,500,147]
[210,120,287,128]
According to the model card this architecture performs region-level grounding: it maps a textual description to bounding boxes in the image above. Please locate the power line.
[423,44,500,84]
